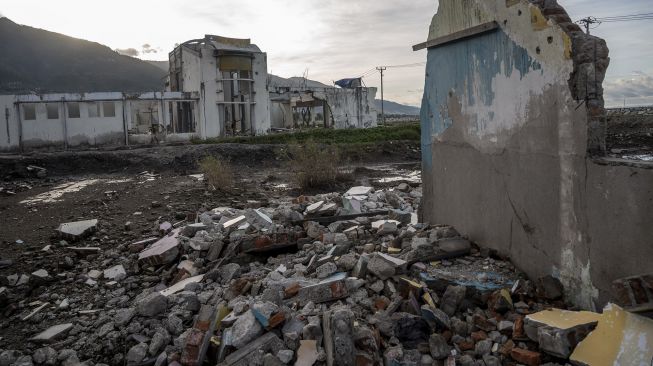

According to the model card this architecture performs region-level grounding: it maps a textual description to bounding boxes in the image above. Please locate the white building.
[0,92,200,152]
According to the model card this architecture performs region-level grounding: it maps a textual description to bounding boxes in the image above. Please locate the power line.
[578,12,653,33]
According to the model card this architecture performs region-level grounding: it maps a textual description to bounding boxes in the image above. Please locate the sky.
[1,0,652,107]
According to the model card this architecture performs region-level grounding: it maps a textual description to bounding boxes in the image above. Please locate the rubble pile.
[1,182,650,366]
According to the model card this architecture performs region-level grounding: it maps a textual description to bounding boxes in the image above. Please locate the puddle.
[621,154,653,162]
[376,170,422,184]
[20,178,132,205]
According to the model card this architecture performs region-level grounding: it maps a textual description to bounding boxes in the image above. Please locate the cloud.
[115,47,139,57]
[604,72,653,104]
[141,43,159,54]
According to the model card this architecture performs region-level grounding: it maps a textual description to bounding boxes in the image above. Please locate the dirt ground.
[0,141,420,348]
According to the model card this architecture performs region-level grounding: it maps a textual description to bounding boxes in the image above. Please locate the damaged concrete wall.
[321,87,378,129]
[419,0,653,309]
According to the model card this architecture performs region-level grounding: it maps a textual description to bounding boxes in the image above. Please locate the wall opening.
[102,102,116,118]
[45,103,59,119]
[22,104,36,120]
[67,103,80,118]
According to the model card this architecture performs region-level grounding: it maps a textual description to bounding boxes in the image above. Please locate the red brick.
[471,330,488,342]
[511,348,541,366]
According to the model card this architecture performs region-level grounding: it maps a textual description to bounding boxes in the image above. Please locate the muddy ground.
[0,141,420,346]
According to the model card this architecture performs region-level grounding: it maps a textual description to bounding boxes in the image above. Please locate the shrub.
[198,156,234,192]
[288,141,351,190]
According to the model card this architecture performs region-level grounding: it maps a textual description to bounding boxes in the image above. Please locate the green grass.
[196,123,421,145]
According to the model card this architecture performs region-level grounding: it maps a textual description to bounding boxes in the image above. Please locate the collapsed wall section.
[418,0,653,309]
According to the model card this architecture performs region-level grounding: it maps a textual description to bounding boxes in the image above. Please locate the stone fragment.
[524,308,600,358]
[298,273,349,305]
[429,334,450,360]
[115,307,136,326]
[345,186,373,196]
[245,209,274,230]
[277,350,293,364]
[126,343,148,366]
[138,235,180,266]
[103,265,127,281]
[136,292,168,317]
[30,324,73,343]
[315,262,337,279]
[231,310,263,349]
[223,215,247,229]
[367,253,406,280]
[33,347,57,366]
[331,308,355,366]
[388,209,412,225]
[305,201,325,214]
[225,332,284,366]
[510,348,541,366]
[294,340,319,366]
[440,285,466,316]
[56,219,98,241]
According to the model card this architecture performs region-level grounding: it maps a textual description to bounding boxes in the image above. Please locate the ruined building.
[0,35,378,152]
[415,0,653,310]
[168,35,271,136]
[268,76,377,130]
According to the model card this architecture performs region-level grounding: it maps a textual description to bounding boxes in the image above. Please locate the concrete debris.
[55,219,98,241]
[30,324,73,343]
[2,181,648,366]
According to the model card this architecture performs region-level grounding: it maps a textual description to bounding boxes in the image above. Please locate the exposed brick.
[511,348,541,366]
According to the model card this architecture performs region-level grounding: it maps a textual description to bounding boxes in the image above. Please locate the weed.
[197,123,420,146]
[287,141,351,190]
[198,156,234,192]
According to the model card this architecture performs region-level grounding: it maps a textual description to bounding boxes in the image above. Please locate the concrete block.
[345,186,373,196]
[367,253,406,280]
[138,234,180,266]
[331,307,355,366]
[525,308,600,358]
[224,332,284,366]
[56,219,98,241]
[298,272,349,305]
[136,292,168,317]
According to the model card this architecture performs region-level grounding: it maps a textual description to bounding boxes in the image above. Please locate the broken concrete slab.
[367,253,406,280]
[305,201,325,214]
[570,303,653,366]
[30,323,73,343]
[298,272,349,305]
[223,215,247,230]
[524,308,600,358]
[56,219,98,241]
[160,275,205,297]
[345,186,373,196]
[138,234,180,267]
[331,307,355,366]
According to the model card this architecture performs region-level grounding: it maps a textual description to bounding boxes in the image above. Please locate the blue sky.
[1,0,652,106]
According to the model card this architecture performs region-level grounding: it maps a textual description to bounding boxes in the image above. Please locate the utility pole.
[577,17,599,34]
[376,66,387,125]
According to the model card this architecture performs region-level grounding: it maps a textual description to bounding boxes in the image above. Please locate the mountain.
[145,60,169,73]
[375,99,420,115]
[0,17,166,94]
[268,74,333,89]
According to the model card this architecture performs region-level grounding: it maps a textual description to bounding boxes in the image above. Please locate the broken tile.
[30,323,73,343]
